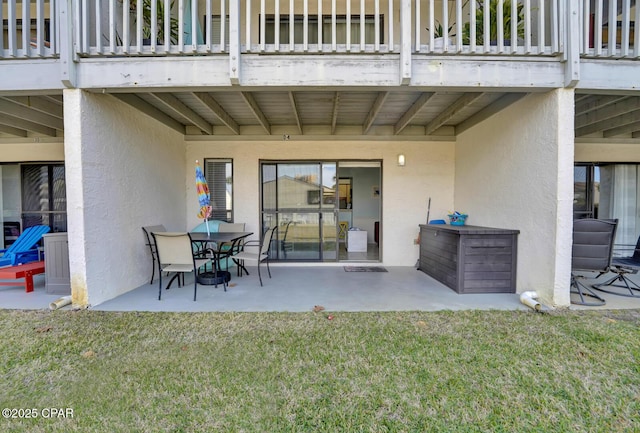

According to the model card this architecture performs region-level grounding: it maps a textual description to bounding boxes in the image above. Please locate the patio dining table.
[190,231,253,284]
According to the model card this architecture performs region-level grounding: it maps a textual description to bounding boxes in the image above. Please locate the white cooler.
[347,230,367,252]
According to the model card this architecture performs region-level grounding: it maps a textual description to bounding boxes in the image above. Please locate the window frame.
[20,162,66,232]
[204,158,233,223]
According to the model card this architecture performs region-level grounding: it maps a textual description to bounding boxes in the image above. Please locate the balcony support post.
[564,0,580,87]
[399,0,411,85]
[60,0,77,88]
[230,0,241,85]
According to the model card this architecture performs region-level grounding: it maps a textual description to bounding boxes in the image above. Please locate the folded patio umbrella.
[195,160,212,235]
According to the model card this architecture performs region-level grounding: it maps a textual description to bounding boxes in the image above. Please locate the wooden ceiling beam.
[576,96,640,129]
[288,91,303,135]
[4,96,64,119]
[240,92,270,134]
[0,98,64,130]
[0,123,28,137]
[363,92,389,135]
[0,113,56,136]
[603,119,640,137]
[426,92,484,135]
[113,94,186,135]
[193,92,240,135]
[456,93,527,135]
[394,92,435,135]
[331,92,340,135]
[576,108,640,137]
[45,95,63,103]
[574,95,628,116]
[151,93,213,135]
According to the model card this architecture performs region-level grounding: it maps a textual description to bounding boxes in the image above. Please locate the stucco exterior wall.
[454,90,574,307]
[64,90,186,307]
[186,139,455,266]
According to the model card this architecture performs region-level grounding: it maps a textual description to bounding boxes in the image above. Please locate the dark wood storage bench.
[419,224,519,294]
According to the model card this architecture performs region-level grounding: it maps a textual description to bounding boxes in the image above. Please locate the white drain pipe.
[49,295,72,311]
[520,291,542,312]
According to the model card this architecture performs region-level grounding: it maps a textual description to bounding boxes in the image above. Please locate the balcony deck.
[0,1,638,140]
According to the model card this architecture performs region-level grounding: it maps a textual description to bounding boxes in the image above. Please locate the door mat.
[344,266,388,272]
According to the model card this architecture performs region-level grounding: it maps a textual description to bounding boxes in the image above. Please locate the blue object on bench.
[0,225,51,267]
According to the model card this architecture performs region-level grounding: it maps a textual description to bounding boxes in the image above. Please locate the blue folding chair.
[0,225,51,267]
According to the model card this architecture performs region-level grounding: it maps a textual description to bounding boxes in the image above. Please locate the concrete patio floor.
[3,265,640,312]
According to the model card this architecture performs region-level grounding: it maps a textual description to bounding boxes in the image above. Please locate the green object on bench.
[0,225,50,267]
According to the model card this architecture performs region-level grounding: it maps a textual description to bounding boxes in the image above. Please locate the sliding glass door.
[598,164,640,248]
[575,163,640,250]
[262,162,338,261]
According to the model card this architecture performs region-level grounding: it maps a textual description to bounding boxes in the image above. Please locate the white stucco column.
[554,89,576,307]
[63,89,88,307]
[455,90,574,307]
[63,90,186,307]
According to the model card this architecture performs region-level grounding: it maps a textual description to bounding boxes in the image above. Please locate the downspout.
[49,295,72,310]
[520,291,542,312]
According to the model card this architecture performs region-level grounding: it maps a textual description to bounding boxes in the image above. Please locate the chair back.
[142,225,166,251]
[261,227,277,255]
[4,225,50,254]
[572,218,618,272]
[631,235,640,260]
[152,232,194,266]
[219,223,246,232]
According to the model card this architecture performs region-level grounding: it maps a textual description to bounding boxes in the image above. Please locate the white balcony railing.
[72,0,564,56]
[0,1,638,61]
[0,0,57,58]
[580,0,640,58]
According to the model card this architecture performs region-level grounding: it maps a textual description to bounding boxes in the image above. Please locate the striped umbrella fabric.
[195,160,212,234]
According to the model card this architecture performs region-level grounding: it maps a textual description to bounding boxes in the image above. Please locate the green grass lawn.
[1,309,639,432]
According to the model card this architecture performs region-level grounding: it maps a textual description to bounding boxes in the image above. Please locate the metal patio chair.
[142,225,166,284]
[570,218,618,306]
[593,234,640,298]
[233,226,276,286]
[151,232,211,301]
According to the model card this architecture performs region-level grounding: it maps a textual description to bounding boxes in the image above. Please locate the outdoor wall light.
[397,154,406,166]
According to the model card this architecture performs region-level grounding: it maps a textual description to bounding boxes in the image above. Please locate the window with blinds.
[204,158,233,222]
[21,163,67,232]
[207,15,230,45]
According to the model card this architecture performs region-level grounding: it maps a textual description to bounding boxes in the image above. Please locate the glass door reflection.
[261,162,338,261]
